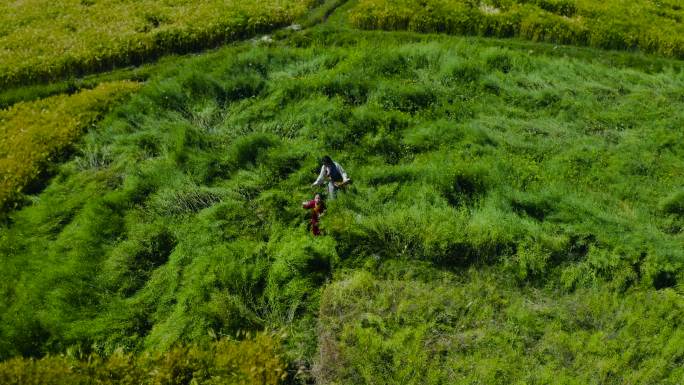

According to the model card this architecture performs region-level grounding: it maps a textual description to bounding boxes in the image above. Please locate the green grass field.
[1,1,683,384]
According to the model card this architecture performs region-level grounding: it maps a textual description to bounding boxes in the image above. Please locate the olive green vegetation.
[0,63,154,110]
[348,0,684,59]
[0,332,287,385]
[0,81,141,211]
[0,0,318,87]
[1,6,684,385]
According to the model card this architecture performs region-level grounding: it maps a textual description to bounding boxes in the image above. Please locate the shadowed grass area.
[316,265,684,384]
[0,24,683,383]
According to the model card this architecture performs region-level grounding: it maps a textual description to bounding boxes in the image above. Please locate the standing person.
[311,155,351,199]
[302,193,326,236]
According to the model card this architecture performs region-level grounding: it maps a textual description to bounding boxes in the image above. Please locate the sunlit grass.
[0,0,318,86]
[0,16,683,384]
[349,0,684,58]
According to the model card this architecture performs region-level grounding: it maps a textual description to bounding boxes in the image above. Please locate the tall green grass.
[0,27,683,383]
[316,266,684,384]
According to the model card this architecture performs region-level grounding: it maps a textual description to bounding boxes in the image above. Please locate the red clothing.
[303,199,325,236]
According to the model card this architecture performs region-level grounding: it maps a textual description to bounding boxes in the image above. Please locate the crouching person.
[311,155,351,199]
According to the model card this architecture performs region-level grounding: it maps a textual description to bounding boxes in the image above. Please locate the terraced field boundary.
[0,0,320,88]
[348,0,684,59]
[0,81,141,211]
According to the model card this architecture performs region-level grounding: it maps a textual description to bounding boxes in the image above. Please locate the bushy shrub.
[659,190,684,216]
[265,232,338,323]
[228,133,280,170]
[446,166,491,205]
[441,57,484,85]
[102,223,176,296]
[317,74,370,105]
[485,51,514,73]
[349,105,409,138]
[373,82,437,113]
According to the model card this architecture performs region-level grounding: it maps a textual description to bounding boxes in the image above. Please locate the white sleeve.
[313,165,326,186]
[336,162,349,181]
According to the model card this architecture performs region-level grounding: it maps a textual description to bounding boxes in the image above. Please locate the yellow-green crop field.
[0,0,317,87]
[0,81,140,210]
[349,0,684,58]
[0,332,287,385]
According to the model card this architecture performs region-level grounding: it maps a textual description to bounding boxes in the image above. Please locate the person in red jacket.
[302,193,326,236]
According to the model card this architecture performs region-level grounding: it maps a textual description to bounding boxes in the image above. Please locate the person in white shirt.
[312,155,351,199]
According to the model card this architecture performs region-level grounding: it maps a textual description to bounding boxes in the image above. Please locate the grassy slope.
[1,2,684,384]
